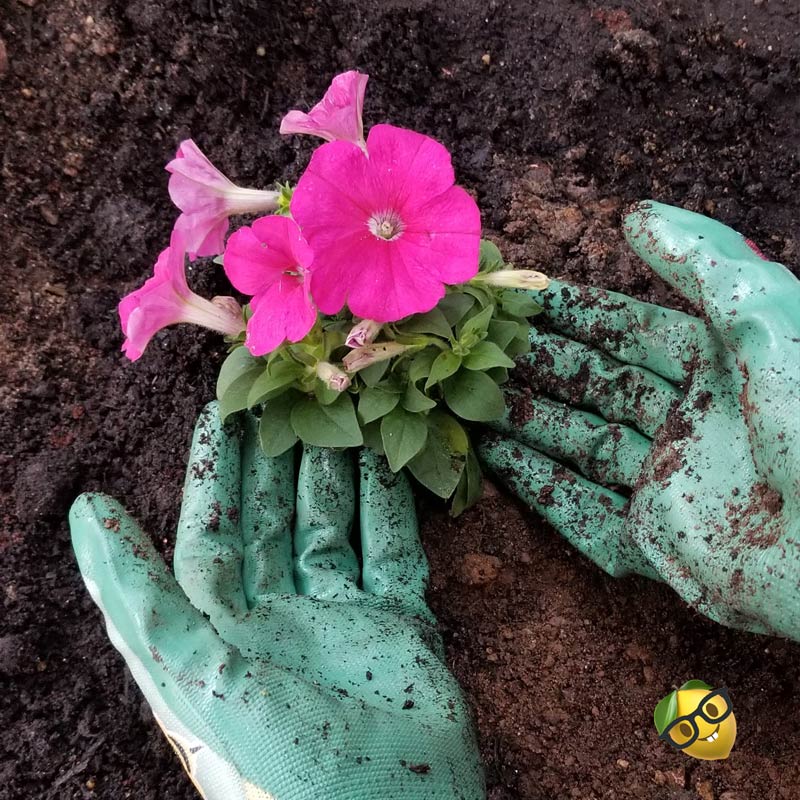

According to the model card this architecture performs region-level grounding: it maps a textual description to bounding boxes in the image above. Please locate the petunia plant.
[119,70,549,513]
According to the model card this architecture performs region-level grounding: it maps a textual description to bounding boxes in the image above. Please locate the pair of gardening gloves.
[70,201,799,799]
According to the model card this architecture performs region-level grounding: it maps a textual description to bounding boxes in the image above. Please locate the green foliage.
[259,392,300,456]
[407,411,469,499]
[291,394,363,448]
[215,238,544,514]
[444,370,506,421]
[381,407,428,471]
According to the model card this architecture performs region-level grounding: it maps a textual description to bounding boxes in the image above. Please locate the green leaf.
[358,385,401,424]
[409,348,438,384]
[248,360,305,406]
[397,307,452,340]
[425,350,462,390]
[505,331,532,359]
[314,381,343,406]
[407,411,468,499]
[380,407,428,472]
[217,347,264,421]
[486,366,509,384]
[487,319,525,350]
[362,420,385,455]
[653,691,679,735]
[290,394,363,448]
[463,340,516,371]
[479,239,505,272]
[402,382,437,413]
[458,304,495,341]
[462,284,493,307]
[443,370,506,421]
[451,446,483,516]
[680,680,713,692]
[358,359,390,387]
[438,292,475,327]
[500,290,542,318]
[258,392,300,456]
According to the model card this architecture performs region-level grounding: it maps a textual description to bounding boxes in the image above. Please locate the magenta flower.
[290,124,481,322]
[280,71,369,152]
[119,233,245,361]
[166,139,279,259]
[224,216,317,356]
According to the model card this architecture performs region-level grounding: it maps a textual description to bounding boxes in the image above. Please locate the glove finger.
[358,448,433,620]
[70,494,296,800]
[240,412,296,602]
[624,200,798,327]
[175,401,247,627]
[491,390,650,488]
[69,493,236,718]
[626,201,800,507]
[529,278,706,383]
[523,328,682,438]
[293,446,361,600]
[476,434,659,580]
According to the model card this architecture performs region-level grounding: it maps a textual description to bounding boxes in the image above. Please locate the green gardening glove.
[69,402,484,800]
[478,200,800,640]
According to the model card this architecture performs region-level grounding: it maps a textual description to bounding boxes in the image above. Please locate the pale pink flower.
[280,71,368,152]
[291,124,481,322]
[316,361,351,392]
[118,232,244,361]
[166,139,279,259]
[345,319,381,348]
[223,216,317,357]
[343,342,414,373]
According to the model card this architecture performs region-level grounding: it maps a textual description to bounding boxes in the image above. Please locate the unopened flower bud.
[316,361,351,392]
[475,269,550,291]
[343,342,412,373]
[345,319,382,348]
[211,295,245,324]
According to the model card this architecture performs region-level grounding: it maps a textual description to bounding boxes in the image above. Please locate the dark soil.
[1,1,799,798]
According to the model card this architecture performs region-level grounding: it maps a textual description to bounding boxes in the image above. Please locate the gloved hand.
[69,403,484,800]
[478,200,800,640]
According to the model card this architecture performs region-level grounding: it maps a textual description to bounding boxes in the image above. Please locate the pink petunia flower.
[166,139,279,259]
[280,71,369,152]
[290,124,481,322]
[119,232,245,361]
[223,216,317,356]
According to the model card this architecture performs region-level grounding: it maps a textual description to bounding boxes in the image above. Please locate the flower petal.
[118,240,190,360]
[291,124,481,322]
[224,216,313,296]
[280,71,368,147]
[402,185,481,283]
[175,212,230,260]
[167,139,236,209]
[246,278,317,356]
[366,124,456,211]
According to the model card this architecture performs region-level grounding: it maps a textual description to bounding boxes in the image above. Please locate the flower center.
[368,209,404,241]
